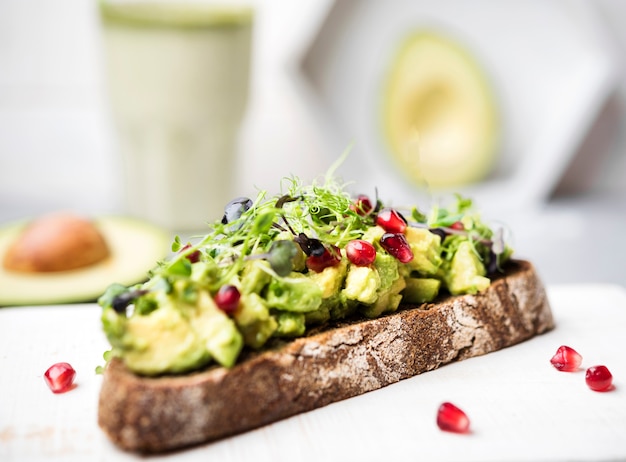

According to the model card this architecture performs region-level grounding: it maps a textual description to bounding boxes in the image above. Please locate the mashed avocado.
[99,174,511,376]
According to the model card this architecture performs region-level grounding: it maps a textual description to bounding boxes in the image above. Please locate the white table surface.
[1,284,625,462]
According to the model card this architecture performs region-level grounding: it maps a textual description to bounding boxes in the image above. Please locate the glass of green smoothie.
[99,1,254,232]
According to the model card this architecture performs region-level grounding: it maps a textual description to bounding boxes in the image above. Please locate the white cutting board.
[1,284,625,462]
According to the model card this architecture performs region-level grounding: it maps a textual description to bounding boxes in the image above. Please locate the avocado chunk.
[404,227,442,276]
[358,253,403,317]
[274,311,306,338]
[304,259,349,324]
[240,260,272,294]
[126,306,209,375]
[265,273,323,312]
[102,289,243,375]
[235,292,278,349]
[361,274,406,318]
[308,258,348,298]
[342,265,381,304]
[361,225,385,245]
[374,253,400,293]
[402,277,441,304]
[445,240,490,295]
[304,303,332,325]
[188,291,243,368]
[103,300,209,376]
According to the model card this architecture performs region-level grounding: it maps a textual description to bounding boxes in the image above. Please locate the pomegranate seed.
[376,208,407,233]
[351,194,373,216]
[550,345,583,372]
[306,245,341,272]
[449,221,465,231]
[437,402,470,434]
[585,365,613,392]
[180,243,200,263]
[214,285,240,315]
[346,240,376,266]
[380,233,413,263]
[44,362,76,393]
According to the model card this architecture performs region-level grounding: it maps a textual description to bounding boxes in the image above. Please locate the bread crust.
[98,260,554,453]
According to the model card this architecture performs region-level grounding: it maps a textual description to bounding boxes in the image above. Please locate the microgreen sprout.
[246,240,299,277]
[98,284,148,315]
[113,169,510,309]
[403,194,509,272]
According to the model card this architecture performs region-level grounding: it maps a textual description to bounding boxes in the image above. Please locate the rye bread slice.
[98,260,554,453]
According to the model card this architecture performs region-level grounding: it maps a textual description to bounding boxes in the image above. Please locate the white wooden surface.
[1,284,625,461]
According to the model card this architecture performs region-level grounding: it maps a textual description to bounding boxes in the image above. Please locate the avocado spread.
[98,170,512,376]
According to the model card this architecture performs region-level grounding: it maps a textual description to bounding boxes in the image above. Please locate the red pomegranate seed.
[214,285,241,315]
[449,221,465,231]
[180,243,201,263]
[550,345,583,372]
[44,362,76,393]
[351,195,373,216]
[376,208,407,233]
[346,240,376,266]
[380,233,413,263]
[585,365,613,392]
[306,245,342,272]
[437,402,470,434]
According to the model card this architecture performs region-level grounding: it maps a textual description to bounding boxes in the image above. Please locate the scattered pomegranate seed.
[44,362,76,393]
[585,365,613,392]
[180,243,201,263]
[376,208,407,234]
[345,240,376,266]
[380,233,413,263]
[214,285,241,315]
[306,245,342,272]
[550,345,583,372]
[449,221,465,231]
[351,195,373,216]
[437,402,470,434]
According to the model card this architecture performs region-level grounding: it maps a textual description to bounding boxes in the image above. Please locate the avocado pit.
[2,212,111,273]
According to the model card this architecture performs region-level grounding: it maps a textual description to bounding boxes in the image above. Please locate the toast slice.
[98,259,553,453]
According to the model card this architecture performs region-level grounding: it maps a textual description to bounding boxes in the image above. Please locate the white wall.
[593,0,626,196]
[0,1,110,215]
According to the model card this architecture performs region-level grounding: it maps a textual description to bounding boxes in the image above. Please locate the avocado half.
[382,31,499,188]
[0,216,169,306]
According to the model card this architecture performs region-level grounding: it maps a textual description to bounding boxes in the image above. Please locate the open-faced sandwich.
[97,168,554,453]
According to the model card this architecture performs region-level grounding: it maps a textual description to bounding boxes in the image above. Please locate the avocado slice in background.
[382,31,499,188]
[0,216,169,306]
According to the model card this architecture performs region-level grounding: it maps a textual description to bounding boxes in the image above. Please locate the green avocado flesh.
[382,31,499,188]
[99,174,512,376]
[0,217,169,306]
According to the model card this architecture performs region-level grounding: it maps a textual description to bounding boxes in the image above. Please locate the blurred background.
[1,0,625,286]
